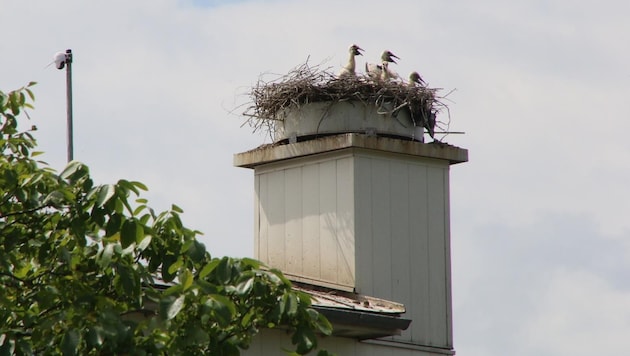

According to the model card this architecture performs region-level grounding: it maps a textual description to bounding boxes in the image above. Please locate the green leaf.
[118,264,137,296]
[199,258,220,279]
[206,294,236,327]
[216,257,232,284]
[0,339,15,355]
[105,214,122,237]
[60,161,84,180]
[179,268,193,291]
[25,87,35,101]
[134,223,145,243]
[98,243,114,267]
[166,295,185,320]
[291,327,317,355]
[284,293,298,318]
[185,240,206,263]
[137,234,152,252]
[132,204,147,216]
[171,204,184,213]
[235,277,254,296]
[120,220,136,248]
[131,180,148,191]
[60,329,80,356]
[240,257,262,269]
[167,257,183,275]
[162,284,183,297]
[96,184,116,207]
[161,255,177,282]
[86,326,105,349]
[315,311,333,336]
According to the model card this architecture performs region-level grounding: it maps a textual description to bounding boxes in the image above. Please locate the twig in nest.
[243,59,449,138]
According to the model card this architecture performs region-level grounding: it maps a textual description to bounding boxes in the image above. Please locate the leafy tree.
[0,84,332,355]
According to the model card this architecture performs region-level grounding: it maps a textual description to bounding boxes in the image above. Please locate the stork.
[365,50,399,80]
[338,44,364,77]
[408,71,426,87]
[380,61,402,81]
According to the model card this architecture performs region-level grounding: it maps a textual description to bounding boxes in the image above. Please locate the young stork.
[365,50,399,80]
[380,61,402,81]
[338,44,364,77]
[408,71,426,87]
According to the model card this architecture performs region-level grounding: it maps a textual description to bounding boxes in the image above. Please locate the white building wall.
[243,329,454,356]
[255,152,356,290]
[353,151,452,348]
[254,148,453,348]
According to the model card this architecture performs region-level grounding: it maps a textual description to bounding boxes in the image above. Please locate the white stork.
[338,44,364,77]
[366,50,399,80]
[408,71,426,87]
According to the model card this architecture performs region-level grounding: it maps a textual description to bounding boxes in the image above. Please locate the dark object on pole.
[58,49,74,162]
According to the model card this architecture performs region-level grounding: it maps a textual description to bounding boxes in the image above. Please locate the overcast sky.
[2,0,630,354]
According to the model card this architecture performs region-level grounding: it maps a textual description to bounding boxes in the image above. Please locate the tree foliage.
[0,84,332,355]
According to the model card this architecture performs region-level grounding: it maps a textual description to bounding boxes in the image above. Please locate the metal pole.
[65,49,74,163]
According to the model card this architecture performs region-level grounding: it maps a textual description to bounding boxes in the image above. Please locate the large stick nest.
[243,60,451,138]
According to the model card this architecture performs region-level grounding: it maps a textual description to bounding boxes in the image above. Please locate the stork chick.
[338,44,364,77]
[366,50,399,80]
[408,71,426,87]
[381,61,402,81]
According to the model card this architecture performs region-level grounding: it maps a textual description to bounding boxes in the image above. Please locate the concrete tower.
[235,103,468,355]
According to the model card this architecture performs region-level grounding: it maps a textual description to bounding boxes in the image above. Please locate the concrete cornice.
[234,133,468,168]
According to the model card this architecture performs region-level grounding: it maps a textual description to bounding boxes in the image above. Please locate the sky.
[2,0,630,354]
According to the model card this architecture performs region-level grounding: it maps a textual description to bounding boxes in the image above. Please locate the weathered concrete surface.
[234,133,468,168]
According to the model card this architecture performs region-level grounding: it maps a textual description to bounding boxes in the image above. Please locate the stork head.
[409,71,425,85]
[381,50,399,63]
[349,44,363,56]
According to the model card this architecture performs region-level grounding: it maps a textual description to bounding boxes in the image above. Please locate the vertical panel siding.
[336,157,355,286]
[256,172,269,263]
[253,149,453,349]
[354,156,373,295]
[284,167,303,275]
[408,163,430,345]
[267,170,286,270]
[256,154,356,288]
[370,158,392,300]
[354,153,452,348]
[427,165,448,346]
[301,163,321,280]
[389,160,412,341]
[319,160,338,282]
[253,174,261,260]
[443,168,454,347]
[244,329,449,356]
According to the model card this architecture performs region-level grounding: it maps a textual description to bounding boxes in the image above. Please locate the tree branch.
[0,204,47,218]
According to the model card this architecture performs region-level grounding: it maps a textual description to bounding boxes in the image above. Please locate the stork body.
[366,50,399,80]
[338,44,364,77]
[381,62,401,81]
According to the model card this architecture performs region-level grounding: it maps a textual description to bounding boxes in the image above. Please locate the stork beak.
[356,47,364,55]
